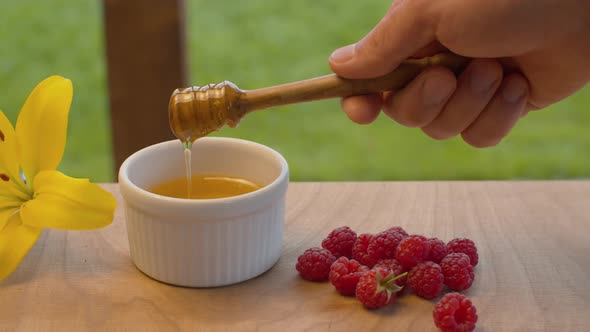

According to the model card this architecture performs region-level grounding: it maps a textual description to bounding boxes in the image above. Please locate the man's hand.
[329,0,590,147]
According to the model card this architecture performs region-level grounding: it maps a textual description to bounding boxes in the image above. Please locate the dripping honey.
[150,174,262,199]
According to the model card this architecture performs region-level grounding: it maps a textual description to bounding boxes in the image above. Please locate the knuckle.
[393,109,431,128]
[409,0,431,13]
[470,58,503,79]
[422,127,455,141]
[356,33,388,63]
[461,132,501,148]
[436,24,461,52]
[385,97,442,129]
[405,116,429,128]
[435,8,478,54]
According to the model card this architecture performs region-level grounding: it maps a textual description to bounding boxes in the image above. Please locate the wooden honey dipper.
[169,53,470,143]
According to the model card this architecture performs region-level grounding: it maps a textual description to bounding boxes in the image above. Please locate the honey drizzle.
[170,83,248,197]
[183,141,192,198]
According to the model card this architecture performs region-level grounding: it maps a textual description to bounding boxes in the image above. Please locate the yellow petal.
[0,208,17,232]
[0,111,20,181]
[0,206,18,232]
[20,170,116,230]
[0,112,29,199]
[15,76,73,186]
[0,212,41,281]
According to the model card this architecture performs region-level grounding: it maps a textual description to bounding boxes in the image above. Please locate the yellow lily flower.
[0,76,116,280]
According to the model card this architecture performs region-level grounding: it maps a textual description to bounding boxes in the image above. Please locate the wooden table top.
[1,181,589,331]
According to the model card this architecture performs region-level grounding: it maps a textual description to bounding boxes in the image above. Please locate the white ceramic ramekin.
[118,137,289,287]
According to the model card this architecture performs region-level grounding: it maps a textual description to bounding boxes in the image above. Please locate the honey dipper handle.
[241,53,470,113]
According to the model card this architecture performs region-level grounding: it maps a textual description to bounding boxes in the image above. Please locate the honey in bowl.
[150,174,262,199]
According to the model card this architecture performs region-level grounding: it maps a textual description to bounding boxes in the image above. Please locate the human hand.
[329,0,590,147]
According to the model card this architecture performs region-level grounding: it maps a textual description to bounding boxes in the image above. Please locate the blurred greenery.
[1,0,589,182]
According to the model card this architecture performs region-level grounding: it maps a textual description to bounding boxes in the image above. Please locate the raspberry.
[440,253,475,291]
[433,293,478,332]
[395,235,431,269]
[407,261,444,299]
[427,237,448,264]
[296,247,336,281]
[365,230,406,266]
[321,226,357,258]
[386,226,409,238]
[351,233,374,267]
[447,238,479,266]
[374,258,406,287]
[355,267,407,309]
[329,257,369,296]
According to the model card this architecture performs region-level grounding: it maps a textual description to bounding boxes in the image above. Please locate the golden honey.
[149,174,261,199]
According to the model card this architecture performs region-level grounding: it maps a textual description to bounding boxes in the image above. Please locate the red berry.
[329,257,369,296]
[321,226,357,258]
[427,238,448,264]
[385,226,409,238]
[396,235,431,269]
[355,267,406,309]
[407,261,444,299]
[351,233,374,267]
[296,247,336,281]
[447,238,479,266]
[374,258,406,287]
[440,253,475,291]
[365,230,406,266]
[433,293,478,332]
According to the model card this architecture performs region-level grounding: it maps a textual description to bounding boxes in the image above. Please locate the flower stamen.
[0,129,4,141]
[0,174,9,182]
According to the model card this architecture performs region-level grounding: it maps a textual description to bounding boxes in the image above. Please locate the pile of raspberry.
[295,226,479,332]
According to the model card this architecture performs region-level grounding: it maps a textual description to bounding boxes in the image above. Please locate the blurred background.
[1,0,589,182]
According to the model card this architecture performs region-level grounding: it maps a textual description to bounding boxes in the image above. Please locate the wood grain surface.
[1,182,589,331]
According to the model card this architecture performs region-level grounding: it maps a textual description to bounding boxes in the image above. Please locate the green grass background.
[1,0,589,182]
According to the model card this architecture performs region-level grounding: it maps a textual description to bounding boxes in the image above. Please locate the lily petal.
[0,206,18,232]
[0,212,41,281]
[15,76,73,187]
[0,111,20,180]
[0,208,17,232]
[0,112,29,199]
[20,170,116,230]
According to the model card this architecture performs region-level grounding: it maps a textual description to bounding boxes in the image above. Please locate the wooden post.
[103,0,187,178]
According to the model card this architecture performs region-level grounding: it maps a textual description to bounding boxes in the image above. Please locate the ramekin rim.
[118,137,289,209]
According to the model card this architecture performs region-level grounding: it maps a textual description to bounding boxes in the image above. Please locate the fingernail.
[330,44,355,64]
[470,65,498,94]
[502,79,527,103]
[423,76,454,107]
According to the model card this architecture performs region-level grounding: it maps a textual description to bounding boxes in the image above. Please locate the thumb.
[329,1,437,79]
